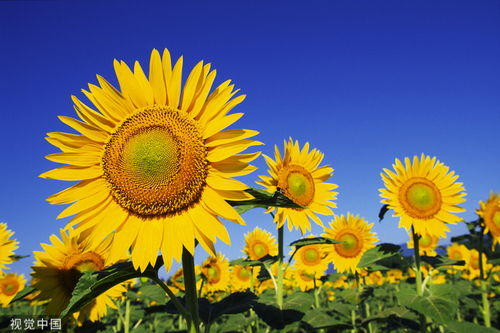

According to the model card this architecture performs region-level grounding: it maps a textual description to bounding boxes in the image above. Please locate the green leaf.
[488,258,500,266]
[60,257,162,319]
[208,292,258,323]
[289,237,341,248]
[301,310,352,330]
[9,254,29,261]
[283,292,314,312]
[378,204,390,222]
[420,255,465,268]
[229,255,278,267]
[360,306,412,326]
[227,188,304,212]
[137,284,168,304]
[447,321,500,333]
[397,287,457,324]
[357,243,401,269]
[10,286,36,304]
[251,302,304,330]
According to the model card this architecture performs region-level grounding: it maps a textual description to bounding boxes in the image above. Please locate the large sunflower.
[380,154,466,238]
[0,223,18,273]
[476,192,500,246]
[40,49,261,272]
[243,227,278,260]
[322,213,378,273]
[257,138,337,233]
[406,231,440,256]
[31,228,129,323]
[0,273,26,307]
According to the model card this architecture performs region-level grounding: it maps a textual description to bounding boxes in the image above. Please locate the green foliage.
[397,285,458,325]
[289,236,341,249]
[227,188,304,214]
[357,243,401,269]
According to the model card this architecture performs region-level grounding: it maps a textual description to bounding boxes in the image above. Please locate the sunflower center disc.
[471,257,479,270]
[335,232,363,258]
[278,165,315,206]
[303,248,320,265]
[493,211,500,228]
[206,265,221,283]
[3,282,18,296]
[252,242,268,259]
[452,252,462,260]
[63,252,105,272]
[103,106,208,217]
[400,177,442,219]
[238,267,250,280]
[420,234,432,247]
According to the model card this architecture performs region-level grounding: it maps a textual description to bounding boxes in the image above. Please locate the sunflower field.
[0,49,498,333]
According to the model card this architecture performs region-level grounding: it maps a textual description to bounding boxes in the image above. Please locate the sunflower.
[289,264,322,292]
[40,49,261,272]
[0,223,18,273]
[170,267,185,292]
[322,213,378,273]
[465,249,492,280]
[230,265,259,292]
[407,231,440,256]
[200,253,230,293]
[0,273,26,307]
[257,138,338,233]
[366,271,384,286]
[386,269,404,284]
[476,192,500,246]
[292,236,328,274]
[380,154,466,238]
[446,243,469,272]
[243,227,278,260]
[31,228,129,323]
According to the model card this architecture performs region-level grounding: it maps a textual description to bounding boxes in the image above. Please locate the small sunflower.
[446,243,469,271]
[476,192,500,246]
[407,232,440,256]
[0,273,26,307]
[243,227,278,260]
[380,154,466,238]
[40,49,261,272]
[292,237,328,274]
[0,223,18,273]
[31,228,129,323]
[230,265,259,291]
[465,249,492,280]
[170,267,185,292]
[322,214,378,273]
[366,271,384,286]
[200,253,230,293]
[257,138,338,233]
[386,269,404,284]
[289,264,322,292]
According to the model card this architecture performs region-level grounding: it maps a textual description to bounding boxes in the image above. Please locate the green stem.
[313,277,320,309]
[124,299,131,333]
[151,275,190,322]
[198,276,205,298]
[365,301,374,333]
[182,247,201,333]
[411,226,427,333]
[478,224,491,327]
[277,225,284,309]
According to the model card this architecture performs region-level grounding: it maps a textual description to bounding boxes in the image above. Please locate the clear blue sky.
[1,0,499,278]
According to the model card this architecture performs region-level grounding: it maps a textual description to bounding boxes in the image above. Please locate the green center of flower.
[278,164,315,206]
[123,128,179,184]
[5,284,14,293]
[420,234,432,247]
[103,106,208,217]
[452,251,462,260]
[493,211,500,228]
[400,177,442,219]
[304,248,319,263]
[252,242,268,259]
[334,232,363,258]
[208,267,218,279]
[1,281,19,296]
[407,184,435,210]
[238,267,250,280]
